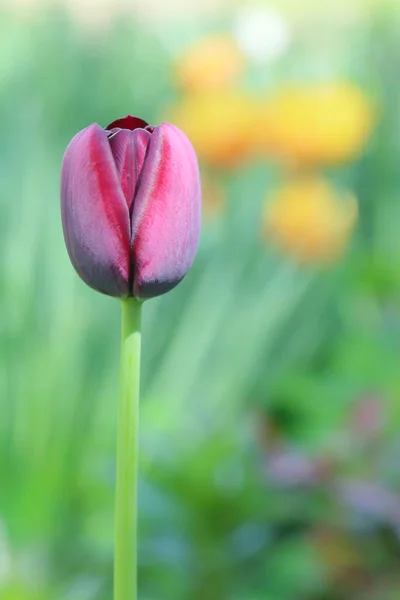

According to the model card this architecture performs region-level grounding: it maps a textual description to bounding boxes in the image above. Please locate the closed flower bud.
[61,116,201,299]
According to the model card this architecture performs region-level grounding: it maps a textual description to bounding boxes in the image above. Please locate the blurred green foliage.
[2,4,400,600]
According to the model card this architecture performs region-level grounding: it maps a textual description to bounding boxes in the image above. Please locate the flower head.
[61,116,201,299]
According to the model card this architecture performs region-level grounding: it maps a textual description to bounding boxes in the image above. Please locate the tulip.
[61,115,201,300]
[60,115,201,600]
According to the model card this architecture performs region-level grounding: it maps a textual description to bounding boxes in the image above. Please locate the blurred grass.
[1,3,400,600]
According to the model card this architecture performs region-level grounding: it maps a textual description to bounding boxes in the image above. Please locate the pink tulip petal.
[108,128,151,212]
[61,123,131,296]
[130,123,201,298]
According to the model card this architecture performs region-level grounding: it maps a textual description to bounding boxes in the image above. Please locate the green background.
[1,2,400,598]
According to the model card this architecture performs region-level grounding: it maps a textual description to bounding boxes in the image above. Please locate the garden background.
[1,0,400,598]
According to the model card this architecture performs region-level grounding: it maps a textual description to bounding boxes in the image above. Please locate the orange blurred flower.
[201,172,226,220]
[169,91,257,168]
[175,34,246,93]
[263,176,358,264]
[257,83,374,166]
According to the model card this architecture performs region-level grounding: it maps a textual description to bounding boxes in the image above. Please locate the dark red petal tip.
[106,115,149,132]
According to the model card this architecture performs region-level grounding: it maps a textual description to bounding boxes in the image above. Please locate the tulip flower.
[61,115,201,299]
[60,116,201,600]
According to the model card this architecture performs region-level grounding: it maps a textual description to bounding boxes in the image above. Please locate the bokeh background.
[1,0,400,598]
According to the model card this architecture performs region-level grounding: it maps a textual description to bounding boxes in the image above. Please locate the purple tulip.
[61,115,201,299]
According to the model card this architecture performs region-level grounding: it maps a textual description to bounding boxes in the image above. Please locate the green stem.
[114,298,142,600]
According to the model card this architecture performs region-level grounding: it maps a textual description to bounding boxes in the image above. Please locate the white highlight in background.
[234,5,291,62]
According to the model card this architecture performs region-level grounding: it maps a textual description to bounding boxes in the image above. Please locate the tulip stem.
[114,298,142,600]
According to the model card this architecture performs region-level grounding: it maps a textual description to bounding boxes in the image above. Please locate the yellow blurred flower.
[176,34,246,93]
[169,91,257,168]
[263,176,358,264]
[257,83,374,166]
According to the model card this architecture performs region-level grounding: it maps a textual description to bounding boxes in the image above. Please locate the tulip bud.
[61,115,201,299]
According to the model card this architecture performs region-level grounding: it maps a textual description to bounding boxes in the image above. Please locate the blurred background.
[1,0,400,598]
